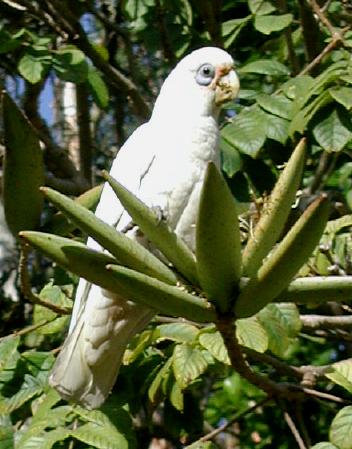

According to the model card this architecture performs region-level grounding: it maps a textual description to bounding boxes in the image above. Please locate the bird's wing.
[70,121,157,328]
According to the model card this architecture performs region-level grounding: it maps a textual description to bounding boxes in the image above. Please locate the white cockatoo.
[49,47,240,409]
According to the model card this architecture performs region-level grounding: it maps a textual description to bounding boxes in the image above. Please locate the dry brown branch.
[301,314,352,330]
[282,406,308,449]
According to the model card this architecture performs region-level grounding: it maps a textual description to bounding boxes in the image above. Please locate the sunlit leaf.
[173,343,208,388]
[254,14,293,35]
[330,406,352,449]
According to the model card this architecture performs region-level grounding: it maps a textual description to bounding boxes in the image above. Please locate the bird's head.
[152,47,240,120]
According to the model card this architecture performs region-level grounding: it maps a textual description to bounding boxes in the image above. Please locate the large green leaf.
[222,17,251,48]
[18,53,47,83]
[257,93,292,119]
[257,306,290,357]
[172,343,208,388]
[313,108,352,152]
[236,195,330,317]
[87,67,109,109]
[239,60,289,76]
[196,163,242,313]
[41,187,177,285]
[248,0,275,15]
[242,139,306,276]
[326,359,352,393]
[2,93,45,236]
[222,108,267,157]
[154,323,199,344]
[311,443,339,449]
[330,406,352,449]
[107,265,216,322]
[329,87,352,110]
[236,317,268,353]
[0,336,20,372]
[52,45,88,83]
[198,329,230,365]
[0,375,43,414]
[254,14,293,35]
[103,172,197,284]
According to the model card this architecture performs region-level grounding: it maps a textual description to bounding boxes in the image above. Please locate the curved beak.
[213,64,240,106]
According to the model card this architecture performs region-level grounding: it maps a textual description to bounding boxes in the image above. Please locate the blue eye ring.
[195,63,216,86]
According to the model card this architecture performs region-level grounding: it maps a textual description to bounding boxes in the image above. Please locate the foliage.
[0,1,352,449]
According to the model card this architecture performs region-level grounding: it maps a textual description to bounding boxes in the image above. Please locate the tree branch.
[301,314,352,330]
[76,82,92,186]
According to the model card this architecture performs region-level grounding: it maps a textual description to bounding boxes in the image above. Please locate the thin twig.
[301,314,352,331]
[299,26,349,75]
[1,318,57,339]
[199,396,271,442]
[309,0,342,39]
[282,406,308,449]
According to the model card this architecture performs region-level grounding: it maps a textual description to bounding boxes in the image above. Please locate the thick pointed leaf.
[46,184,103,235]
[276,276,352,305]
[106,264,216,322]
[196,163,241,312]
[235,195,330,318]
[242,138,307,277]
[19,231,123,295]
[2,92,44,236]
[103,172,198,284]
[41,187,177,285]
[330,406,352,449]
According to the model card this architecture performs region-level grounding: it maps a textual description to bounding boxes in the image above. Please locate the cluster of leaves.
[0,0,352,448]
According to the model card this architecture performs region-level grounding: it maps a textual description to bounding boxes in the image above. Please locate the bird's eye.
[195,63,215,86]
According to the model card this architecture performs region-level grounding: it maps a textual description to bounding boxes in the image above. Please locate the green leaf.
[103,172,197,284]
[196,163,242,313]
[311,444,339,449]
[264,303,301,337]
[257,306,289,357]
[313,108,352,152]
[33,284,72,334]
[330,406,352,449]
[222,108,267,157]
[257,93,292,119]
[87,67,109,108]
[107,265,216,322]
[240,60,289,76]
[72,408,129,449]
[0,424,14,449]
[72,424,127,449]
[0,375,43,414]
[0,336,20,372]
[53,45,88,83]
[170,381,184,411]
[172,343,208,388]
[326,359,352,393]
[41,187,177,285]
[242,139,306,276]
[19,428,71,449]
[222,17,251,48]
[236,195,330,317]
[198,329,230,365]
[154,323,199,343]
[248,0,275,15]
[329,87,352,110]
[2,93,45,236]
[148,358,173,403]
[254,14,293,35]
[220,138,243,177]
[264,113,289,144]
[236,317,268,352]
[18,53,46,83]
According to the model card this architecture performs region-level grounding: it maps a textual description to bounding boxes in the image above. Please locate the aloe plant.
[20,138,352,404]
